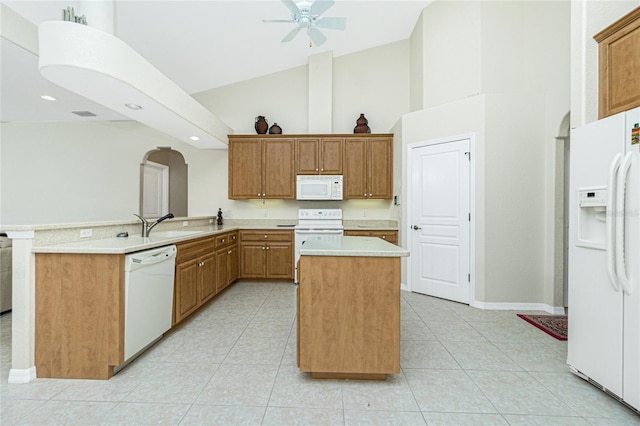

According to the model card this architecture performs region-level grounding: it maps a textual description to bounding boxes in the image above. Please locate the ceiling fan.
[263,0,347,46]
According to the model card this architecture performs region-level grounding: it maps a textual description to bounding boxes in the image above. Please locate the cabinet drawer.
[215,233,229,248]
[344,230,398,245]
[240,230,293,242]
[176,236,214,262]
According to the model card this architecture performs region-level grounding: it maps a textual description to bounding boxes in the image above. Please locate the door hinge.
[465,151,471,161]
[468,213,471,221]
[468,273,471,282]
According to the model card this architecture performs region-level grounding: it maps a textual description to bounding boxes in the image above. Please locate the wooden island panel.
[35,253,124,380]
[297,255,400,379]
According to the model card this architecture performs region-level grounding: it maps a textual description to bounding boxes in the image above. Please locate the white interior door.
[142,161,169,217]
[410,139,471,303]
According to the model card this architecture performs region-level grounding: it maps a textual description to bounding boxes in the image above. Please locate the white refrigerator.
[567,106,640,412]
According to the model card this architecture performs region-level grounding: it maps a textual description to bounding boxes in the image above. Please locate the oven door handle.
[295,229,343,235]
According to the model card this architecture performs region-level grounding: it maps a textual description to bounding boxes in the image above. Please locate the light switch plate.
[79,229,93,238]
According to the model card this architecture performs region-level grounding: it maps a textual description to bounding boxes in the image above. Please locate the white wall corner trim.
[470,300,565,315]
[8,367,37,384]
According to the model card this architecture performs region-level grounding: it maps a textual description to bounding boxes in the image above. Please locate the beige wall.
[401,0,570,308]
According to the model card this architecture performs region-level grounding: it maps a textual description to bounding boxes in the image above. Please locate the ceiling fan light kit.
[263,0,347,46]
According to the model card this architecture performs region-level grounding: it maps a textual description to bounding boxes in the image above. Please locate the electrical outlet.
[79,229,93,238]
[182,221,189,227]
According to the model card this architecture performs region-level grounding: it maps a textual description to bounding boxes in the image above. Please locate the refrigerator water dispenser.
[576,187,607,249]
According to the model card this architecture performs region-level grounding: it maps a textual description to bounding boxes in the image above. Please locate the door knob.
[413,225,422,230]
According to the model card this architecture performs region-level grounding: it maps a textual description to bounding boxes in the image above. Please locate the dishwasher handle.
[135,251,174,265]
[126,245,177,271]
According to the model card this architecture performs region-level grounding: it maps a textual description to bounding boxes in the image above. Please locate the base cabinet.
[215,231,238,293]
[344,230,398,245]
[174,236,216,325]
[239,230,293,279]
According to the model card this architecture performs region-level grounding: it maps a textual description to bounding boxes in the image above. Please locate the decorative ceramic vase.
[255,116,268,134]
[354,114,371,133]
[269,123,282,134]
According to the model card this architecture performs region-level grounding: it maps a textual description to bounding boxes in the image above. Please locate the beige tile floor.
[1,281,639,425]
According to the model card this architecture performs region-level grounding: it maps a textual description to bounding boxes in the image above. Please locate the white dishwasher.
[124,245,176,362]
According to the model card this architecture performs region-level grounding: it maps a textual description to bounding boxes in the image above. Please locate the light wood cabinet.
[239,230,294,279]
[297,254,400,379]
[228,136,295,199]
[215,231,238,293]
[595,7,640,118]
[174,236,216,325]
[344,230,398,245]
[35,253,124,379]
[296,137,343,175]
[344,136,393,199]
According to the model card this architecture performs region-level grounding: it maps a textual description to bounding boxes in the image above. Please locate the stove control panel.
[298,209,342,220]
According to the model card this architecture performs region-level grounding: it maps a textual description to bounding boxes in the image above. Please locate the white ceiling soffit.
[38,21,231,149]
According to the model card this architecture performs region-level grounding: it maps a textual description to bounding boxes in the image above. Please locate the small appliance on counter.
[296,175,343,200]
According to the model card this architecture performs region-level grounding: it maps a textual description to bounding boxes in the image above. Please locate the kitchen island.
[296,236,409,380]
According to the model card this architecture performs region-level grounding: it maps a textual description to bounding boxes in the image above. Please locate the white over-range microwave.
[296,175,343,200]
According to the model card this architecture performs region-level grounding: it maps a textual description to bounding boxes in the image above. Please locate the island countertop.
[299,236,409,257]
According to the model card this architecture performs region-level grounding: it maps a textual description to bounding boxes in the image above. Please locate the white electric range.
[294,208,343,282]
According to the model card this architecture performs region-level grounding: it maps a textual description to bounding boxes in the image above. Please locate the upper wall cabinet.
[228,134,393,200]
[296,137,343,175]
[228,136,296,199]
[344,136,393,199]
[595,7,640,118]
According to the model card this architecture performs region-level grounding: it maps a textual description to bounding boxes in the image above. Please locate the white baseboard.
[400,282,409,292]
[8,366,36,384]
[471,300,565,314]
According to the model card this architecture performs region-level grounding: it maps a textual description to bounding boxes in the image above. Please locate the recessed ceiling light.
[189,136,200,141]
[125,103,142,110]
[41,95,57,101]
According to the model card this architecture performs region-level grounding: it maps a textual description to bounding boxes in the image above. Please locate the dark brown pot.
[255,116,268,134]
[354,113,371,133]
[269,123,282,134]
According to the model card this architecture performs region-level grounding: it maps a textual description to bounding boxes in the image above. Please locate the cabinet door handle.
[315,168,319,171]
[320,168,324,171]
[221,239,225,243]
[257,193,261,197]
[227,250,231,254]
[266,246,270,250]
[264,235,268,239]
[262,193,266,197]
[382,236,386,239]
[262,246,266,250]
[369,193,373,197]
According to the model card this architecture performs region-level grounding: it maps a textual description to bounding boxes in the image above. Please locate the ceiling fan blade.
[310,0,334,16]
[314,16,346,30]
[263,19,297,23]
[282,26,302,42]
[281,0,301,15]
[307,27,327,46]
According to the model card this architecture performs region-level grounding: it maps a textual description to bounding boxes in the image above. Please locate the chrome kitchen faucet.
[134,213,174,237]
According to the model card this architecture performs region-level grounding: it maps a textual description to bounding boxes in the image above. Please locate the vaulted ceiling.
[1,1,432,123]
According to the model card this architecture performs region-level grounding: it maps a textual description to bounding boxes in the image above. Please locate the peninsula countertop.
[299,235,409,257]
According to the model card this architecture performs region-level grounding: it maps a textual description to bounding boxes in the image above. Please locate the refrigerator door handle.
[615,151,633,295]
[607,153,622,292]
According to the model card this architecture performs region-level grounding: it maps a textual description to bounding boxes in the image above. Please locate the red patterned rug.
[517,314,568,341]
